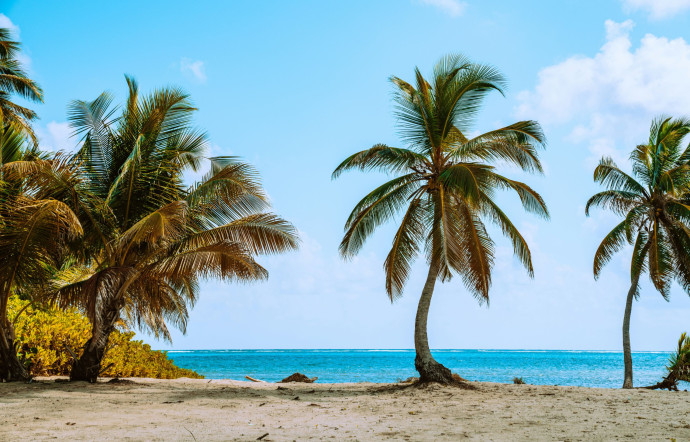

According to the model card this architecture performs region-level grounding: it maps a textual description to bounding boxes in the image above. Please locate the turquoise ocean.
[166,349,687,389]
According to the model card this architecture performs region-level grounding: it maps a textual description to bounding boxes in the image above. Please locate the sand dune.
[1,377,689,441]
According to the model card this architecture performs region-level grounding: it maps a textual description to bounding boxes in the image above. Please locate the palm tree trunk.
[414,259,454,384]
[70,298,120,382]
[0,318,29,382]
[622,273,640,389]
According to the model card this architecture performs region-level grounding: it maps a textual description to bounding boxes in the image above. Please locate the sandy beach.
[1,378,689,441]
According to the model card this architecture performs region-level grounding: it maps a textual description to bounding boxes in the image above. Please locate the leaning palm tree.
[0,27,43,142]
[586,116,690,389]
[0,127,82,381]
[333,55,548,384]
[40,76,299,381]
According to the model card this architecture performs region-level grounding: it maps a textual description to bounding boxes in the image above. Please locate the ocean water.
[165,349,688,389]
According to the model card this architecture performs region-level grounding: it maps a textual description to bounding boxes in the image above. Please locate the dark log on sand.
[279,373,317,383]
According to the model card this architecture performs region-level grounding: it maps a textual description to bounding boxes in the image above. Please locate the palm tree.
[586,116,690,389]
[45,76,299,382]
[0,126,82,381]
[333,55,549,384]
[0,27,43,142]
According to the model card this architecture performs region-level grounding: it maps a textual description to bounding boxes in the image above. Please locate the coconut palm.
[0,126,82,381]
[333,55,548,384]
[45,76,298,381]
[0,27,43,142]
[586,116,690,389]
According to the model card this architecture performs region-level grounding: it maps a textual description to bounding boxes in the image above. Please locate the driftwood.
[245,376,267,383]
[279,373,317,383]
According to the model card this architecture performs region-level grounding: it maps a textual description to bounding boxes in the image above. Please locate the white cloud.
[517,20,690,164]
[622,0,690,19]
[0,13,20,37]
[180,58,207,83]
[37,121,74,152]
[419,0,467,17]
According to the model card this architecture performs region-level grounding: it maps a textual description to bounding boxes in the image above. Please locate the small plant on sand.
[644,332,690,391]
[512,377,525,384]
[333,54,548,384]
[586,117,690,389]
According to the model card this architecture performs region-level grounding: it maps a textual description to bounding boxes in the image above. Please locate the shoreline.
[2,377,689,440]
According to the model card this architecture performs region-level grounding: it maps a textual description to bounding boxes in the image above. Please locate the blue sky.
[4,0,690,350]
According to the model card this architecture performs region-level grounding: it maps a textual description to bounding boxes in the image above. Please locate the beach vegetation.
[8,295,202,378]
[41,76,300,381]
[644,332,690,391]
[333,55,548,384]
[0,126,83,382]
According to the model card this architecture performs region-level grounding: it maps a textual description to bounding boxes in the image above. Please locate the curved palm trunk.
[642,377,678,391]
[622,273,640,389]
[414,259,454,384]
[70,298,121,382]
[0,319,29,382]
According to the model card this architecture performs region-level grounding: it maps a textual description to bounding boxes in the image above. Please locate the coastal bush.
[644,332,690,391]
[7,296,202,379]
[513,377,526,385]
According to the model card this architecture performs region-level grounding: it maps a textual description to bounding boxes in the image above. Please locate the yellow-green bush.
[7,296,202,379]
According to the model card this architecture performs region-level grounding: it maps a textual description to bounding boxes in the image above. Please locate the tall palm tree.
[0,27,43,143]
[586,116,690,389]
[0,126,82,381]
[41,76,299,381]
[333,55,548,384]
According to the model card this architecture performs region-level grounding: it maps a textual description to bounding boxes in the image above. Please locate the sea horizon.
[164,348,673,352]
[164,349,686,389]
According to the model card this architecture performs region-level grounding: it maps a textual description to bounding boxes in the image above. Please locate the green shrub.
[8,296,202,379]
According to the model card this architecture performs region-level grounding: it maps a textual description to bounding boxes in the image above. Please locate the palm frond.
[452,120,546,173]
[585,190,641,217]
[340,174,421,258]
[480,193,534,276]
[593,220,628,279]
[647,220,673,300]
[332,144,428,179]
[594,157,648,196]
[384,197,428,300]
[492,173,550,218]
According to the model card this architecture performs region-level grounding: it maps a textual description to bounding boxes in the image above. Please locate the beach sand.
[1,377,689,441]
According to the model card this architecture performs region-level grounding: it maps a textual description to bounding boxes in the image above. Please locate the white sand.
[1,377,689,440]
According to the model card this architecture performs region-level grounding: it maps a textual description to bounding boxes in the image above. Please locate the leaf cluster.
[0,27,43,142]
[333,54,548,302]
[42,76,300,341]
[587,117,690,299]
